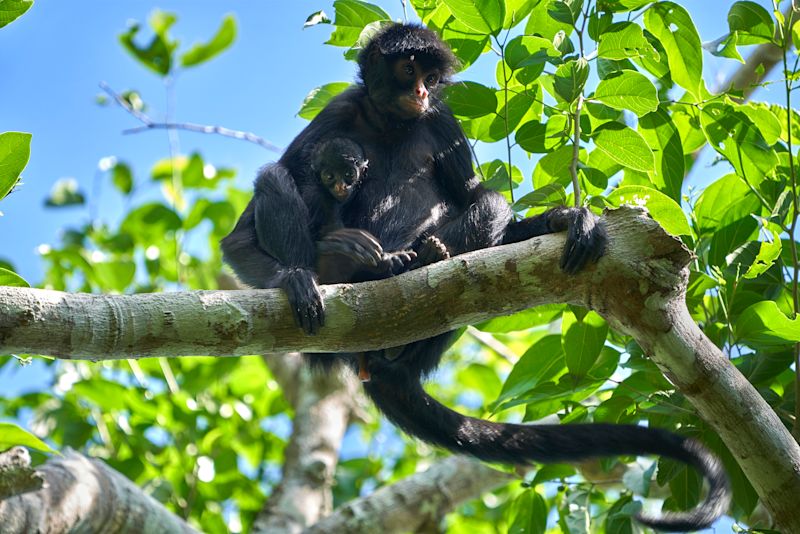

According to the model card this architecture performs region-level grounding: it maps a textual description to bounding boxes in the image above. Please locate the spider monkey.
[222,23,730,531]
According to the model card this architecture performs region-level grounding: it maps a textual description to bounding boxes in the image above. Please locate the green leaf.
[593,71,659,117]
[327,0,390,47]
[694,174,759,234]
[0,131,32,200]
[525,0,573,41]
[505,35,560,69]
[0,422,55,454]
[180,15,236,68]
[516,115,569,154]
[728,1,774,45]
[44,178,85,207]
[554,58,589,104]
[743,223,781,279]
[597,21,657,61]
[606,185,691,236]
[793,19,800,50]
[562,311,608,378]
[532,144,582,189]
[494,335,565,408]
[592,122,655,173]
[476,304,565,332]
[298,82,351,120]
[644,2,703,99]
[93,260,136,292]
[514,183,567,210]
[503,0,537,30]
[597,0,652,11]
[0,267,29,287]
[119,11,178,76]
[638,108,684,200]
[736,102,781,146]
[304,10,331,28]
[700,102,778,184]
[0,0,32,28]
[111,161,134,195]
[443,0,505,35]
[121,202,182,243]
[444,82,498,118]
[736,301,800,346]
[707,32,744,63]
[508,491,547,534]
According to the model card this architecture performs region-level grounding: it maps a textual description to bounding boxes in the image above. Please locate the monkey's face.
[321,163,363,202]
[389,57,442,119]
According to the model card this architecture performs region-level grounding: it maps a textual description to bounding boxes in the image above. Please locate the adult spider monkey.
[222,23,730,531]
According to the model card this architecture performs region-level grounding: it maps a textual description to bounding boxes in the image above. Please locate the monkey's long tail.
[362,371,731,532]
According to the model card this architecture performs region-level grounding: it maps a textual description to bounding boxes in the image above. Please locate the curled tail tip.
[634,438,732,532]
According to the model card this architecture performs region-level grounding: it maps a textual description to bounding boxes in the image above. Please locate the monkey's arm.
[427,107,606,273]
[221,164,325,335]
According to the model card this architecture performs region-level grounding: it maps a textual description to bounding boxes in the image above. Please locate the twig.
[99,82,282,154]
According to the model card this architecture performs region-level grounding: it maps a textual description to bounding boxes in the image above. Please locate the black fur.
[221,23,730,531]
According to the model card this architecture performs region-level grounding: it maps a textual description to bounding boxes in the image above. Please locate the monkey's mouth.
[398,95,429,116]
[333,183,351,201]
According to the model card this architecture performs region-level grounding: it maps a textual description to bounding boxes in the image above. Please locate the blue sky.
[0,1,756,285]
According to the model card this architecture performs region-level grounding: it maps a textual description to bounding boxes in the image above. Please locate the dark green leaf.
[525,0,573,41]
[444,82,498,118]
[111,161,134,195]
[494,335,565,408]
[508,490,547,534]
[119,11,178,76]
[554,58,588,103]
[516,115,569,153]
[181,15,236,68]
[0,131,31,200]
[562,311,608,378]
[506,35,560,69]
[533,144,580,189]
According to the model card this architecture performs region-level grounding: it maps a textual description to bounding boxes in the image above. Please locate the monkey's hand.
[281,268,325,335]
[380,249,418,275]
[318,228,384,268]
[410,235,450,269]
[547,207,607,274]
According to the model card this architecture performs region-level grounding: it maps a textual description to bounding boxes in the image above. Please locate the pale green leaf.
[181,15,236,67]
[592,122,655,173]
[327,0,390,47]
[0,131,32,200]
[0,423,55,454]
[607,185,691,236]
[0,0,32,28]
[594,70,659,117]
[644,2,703,99]
[0,267,29,287]
[442,0,505,35]
[298,82,351,120]
[597,21,657,61]
[736,301,800,346]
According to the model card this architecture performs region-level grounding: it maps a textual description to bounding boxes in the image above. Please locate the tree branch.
[0,448,197,533]
[2,206,800,530]
[253,354,362,534]
[305,456,512,533]
[99,82,282,153]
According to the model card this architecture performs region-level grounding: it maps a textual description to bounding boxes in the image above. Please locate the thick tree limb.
[0,448,197,533]
[2,206,800,530]
[304,456,512,534]
[253,353,362,534]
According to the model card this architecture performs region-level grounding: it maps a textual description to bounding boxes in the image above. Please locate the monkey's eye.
[321,171,334,184]
[425,73,439,86]
[345,170,354,179]
[404,64,414,76]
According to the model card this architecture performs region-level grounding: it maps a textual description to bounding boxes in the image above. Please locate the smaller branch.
[0,447,43,500]
[0,449,197,533]
[99,82,282,153]
[304,456,512,533]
